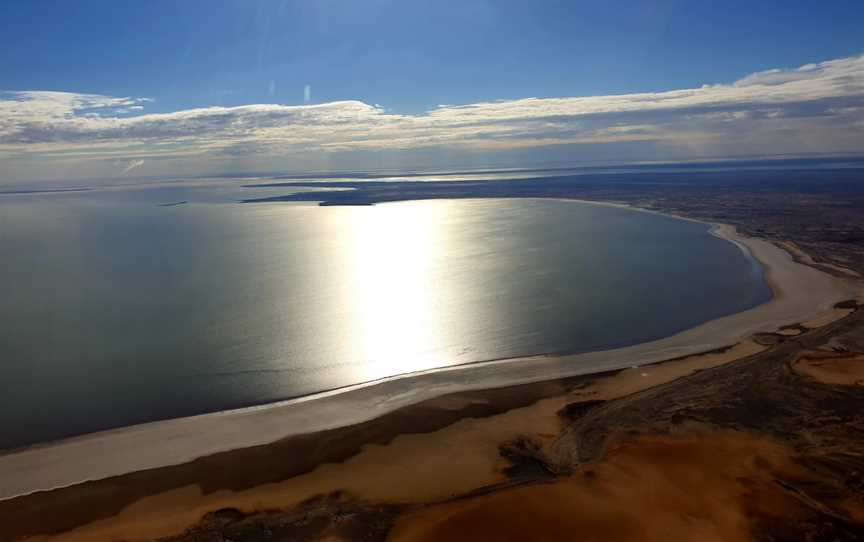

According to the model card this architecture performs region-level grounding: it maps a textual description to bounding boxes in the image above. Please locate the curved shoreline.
[0,207,858,502]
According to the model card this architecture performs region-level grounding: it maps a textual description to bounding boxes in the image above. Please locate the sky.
[1,0,863,182]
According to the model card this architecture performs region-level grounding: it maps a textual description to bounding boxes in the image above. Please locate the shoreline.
[0,202,858,504]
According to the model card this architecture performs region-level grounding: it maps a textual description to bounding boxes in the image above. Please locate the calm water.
[0,181,770,450]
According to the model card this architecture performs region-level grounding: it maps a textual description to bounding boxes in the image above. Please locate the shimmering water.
[0,183,770,449]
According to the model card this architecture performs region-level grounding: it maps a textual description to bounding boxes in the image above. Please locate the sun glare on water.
[334,201,456,382]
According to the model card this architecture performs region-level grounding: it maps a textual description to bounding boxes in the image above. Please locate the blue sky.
[3,0,863,112]
[1,0,863,181]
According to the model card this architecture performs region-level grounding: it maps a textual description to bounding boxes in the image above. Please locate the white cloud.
[1,54,864,180]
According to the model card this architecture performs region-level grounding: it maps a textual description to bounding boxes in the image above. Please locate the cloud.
[1,54,864,179]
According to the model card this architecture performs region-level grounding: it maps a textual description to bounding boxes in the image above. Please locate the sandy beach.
[1,209,861,541]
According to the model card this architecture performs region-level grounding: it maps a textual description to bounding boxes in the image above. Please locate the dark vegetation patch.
[160,492,403,542]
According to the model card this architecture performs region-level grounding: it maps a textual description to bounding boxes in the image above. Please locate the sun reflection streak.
[335,201,453,382]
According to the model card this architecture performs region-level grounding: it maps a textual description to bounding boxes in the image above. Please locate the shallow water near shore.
[0,185,771,450]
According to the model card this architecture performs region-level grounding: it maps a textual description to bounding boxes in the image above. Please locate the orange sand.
[793,354,864,386]
[389,431,816,542]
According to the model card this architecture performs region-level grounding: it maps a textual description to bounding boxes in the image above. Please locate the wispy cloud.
[1,55,863,179]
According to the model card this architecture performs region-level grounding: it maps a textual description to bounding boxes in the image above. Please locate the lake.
[0,180,770,450]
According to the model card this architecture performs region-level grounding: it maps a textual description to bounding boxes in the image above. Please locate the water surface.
[0,184,770,449]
